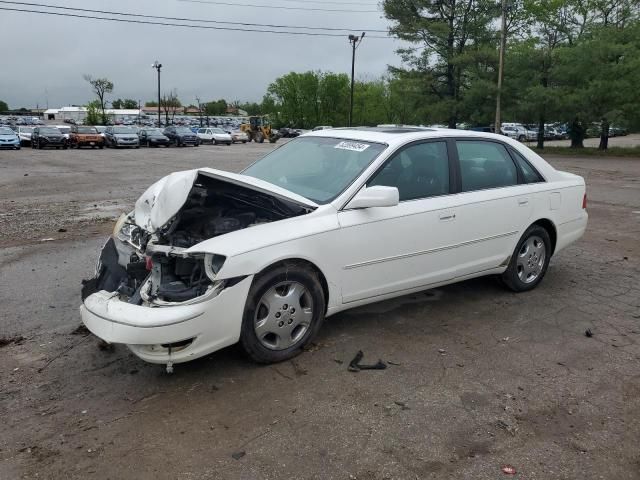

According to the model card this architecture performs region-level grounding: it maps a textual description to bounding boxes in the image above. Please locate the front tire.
[501,225,551,292]
[240,265,325,364]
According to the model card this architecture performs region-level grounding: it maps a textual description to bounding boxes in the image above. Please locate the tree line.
[75,0,638,149]
[249,0,640,149]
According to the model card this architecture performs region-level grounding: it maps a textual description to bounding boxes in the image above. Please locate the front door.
[337,140,462,304]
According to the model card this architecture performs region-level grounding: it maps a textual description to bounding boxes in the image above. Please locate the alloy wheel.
[254,281,313,350]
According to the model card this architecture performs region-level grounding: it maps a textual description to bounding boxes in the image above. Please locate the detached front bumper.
[80,275,253,364]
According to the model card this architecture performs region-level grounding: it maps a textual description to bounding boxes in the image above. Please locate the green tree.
[112,98,138,109]
[204,99,227,116]
[83,75,113,124]
[0,100,8,112]
[555,20,640,148]
[161,89,181,124]
[383,0,500,128]
[145,101,158,107]
[84,100,102,125]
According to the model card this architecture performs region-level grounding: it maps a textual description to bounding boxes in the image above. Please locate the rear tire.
[501,225,551,292]
[240,265,325,364]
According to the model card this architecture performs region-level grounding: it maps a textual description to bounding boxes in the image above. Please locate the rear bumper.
[80,276,253,364]
[555,212,588,254]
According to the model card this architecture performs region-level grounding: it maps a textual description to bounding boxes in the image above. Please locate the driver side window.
[368,141,450,202]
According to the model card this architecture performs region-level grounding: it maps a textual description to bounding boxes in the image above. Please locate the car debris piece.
[501,465,517,475]
[0,335,24,348]
[585,329,593,338]
[348,350,387,372]
[231,451,246,460]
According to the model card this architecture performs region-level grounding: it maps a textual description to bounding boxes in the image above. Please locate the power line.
[0,6,392,38]
[277,0,380,4]
[177,0,379,13]
[0,1,388,33]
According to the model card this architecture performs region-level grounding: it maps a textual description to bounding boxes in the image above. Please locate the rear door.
[449,139,533,276]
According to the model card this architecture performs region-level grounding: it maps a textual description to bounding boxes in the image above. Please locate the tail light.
[145,256,153,271]
[582,193,587,209]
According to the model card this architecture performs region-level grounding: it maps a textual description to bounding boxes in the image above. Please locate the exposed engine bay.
[82,173,313,305]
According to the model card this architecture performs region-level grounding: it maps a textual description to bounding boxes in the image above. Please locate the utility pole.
[494,0,507,134]
[348,32,365,128]
[152,61,162,127]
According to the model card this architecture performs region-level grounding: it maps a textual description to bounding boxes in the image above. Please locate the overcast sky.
[0,0,405,109]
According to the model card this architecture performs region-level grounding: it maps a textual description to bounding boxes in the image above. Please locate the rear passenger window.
[511,150,544,183]
[368,141,449,201]
[456,141,518,192]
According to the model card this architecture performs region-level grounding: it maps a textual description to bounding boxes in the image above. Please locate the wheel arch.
[530,218,557,255]
[254,258,331,313]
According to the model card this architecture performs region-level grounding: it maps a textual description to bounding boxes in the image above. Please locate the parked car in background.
[54,125,72,140]
[312,126,333,131]
[17,126,34,146]
[501,124,536,141]
[164,126,200,147]
[138,128,171,147]
[278,127,301,138]
[104,126,140,148]
[0,126,21,149]
[467,126,495,133]
[231,130,249,143]
[94,126,107,139]
[69,126,105,149]
[610,125,628,136]
[31,126,67,149]
[196,127,232,145]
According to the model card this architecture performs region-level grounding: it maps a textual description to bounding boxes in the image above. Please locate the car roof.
[304,126,517,147]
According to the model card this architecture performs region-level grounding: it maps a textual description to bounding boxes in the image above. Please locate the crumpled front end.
[80,168,314,365]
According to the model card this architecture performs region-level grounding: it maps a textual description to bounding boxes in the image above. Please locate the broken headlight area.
[81,237,230,307]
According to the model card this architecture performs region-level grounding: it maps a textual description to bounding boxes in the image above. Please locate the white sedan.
[80,127,587,370]
[196,127,232,145]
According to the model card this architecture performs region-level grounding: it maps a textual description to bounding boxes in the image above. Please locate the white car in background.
[197,127,232,145]
[501,124,536,142]
[53,125,72,140]
[80,127,587,371]
[231,130,249,143]
[17,126,34,146]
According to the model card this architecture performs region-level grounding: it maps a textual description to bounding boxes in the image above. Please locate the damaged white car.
[80,128,588,370]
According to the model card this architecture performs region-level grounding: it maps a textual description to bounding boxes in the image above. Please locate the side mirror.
[345,185,399,210]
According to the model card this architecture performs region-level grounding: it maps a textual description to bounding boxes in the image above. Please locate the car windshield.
[40,128,60,134]
[21,127,34,133]
[211,128,225,133]
[243,137,386,204]
[113,127,136,134]
[176,127,193,134]
[57,127,71,133]
[146,128,164,135]
[77,127,98,134]
[0,127,14,135]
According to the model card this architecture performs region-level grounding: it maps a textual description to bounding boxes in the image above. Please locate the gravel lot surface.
[1,142,639,479]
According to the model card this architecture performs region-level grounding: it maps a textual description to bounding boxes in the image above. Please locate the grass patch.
[532,146,640,157]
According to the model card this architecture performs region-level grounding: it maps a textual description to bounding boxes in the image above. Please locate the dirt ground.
[1,143,639,480]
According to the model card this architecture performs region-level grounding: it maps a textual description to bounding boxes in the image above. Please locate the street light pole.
[348,32,365,128]
[152,61,162,127]
[494,0,507,134]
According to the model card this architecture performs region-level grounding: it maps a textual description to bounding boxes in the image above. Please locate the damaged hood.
[134,168,318,233]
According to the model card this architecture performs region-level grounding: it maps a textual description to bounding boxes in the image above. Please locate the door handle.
[439,212,456,221]
[518,198,529,206]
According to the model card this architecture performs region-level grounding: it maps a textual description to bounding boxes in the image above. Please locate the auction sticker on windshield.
[334,140,370,152]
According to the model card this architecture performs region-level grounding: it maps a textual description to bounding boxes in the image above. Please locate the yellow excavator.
[240,116,280,143]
